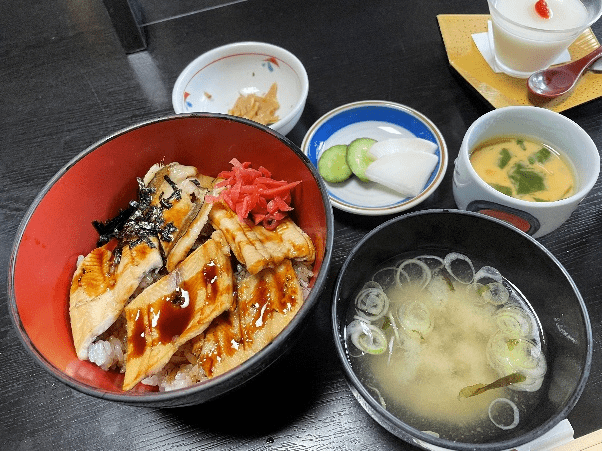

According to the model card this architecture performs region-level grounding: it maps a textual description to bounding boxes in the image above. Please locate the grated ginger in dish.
[228,82,279,125]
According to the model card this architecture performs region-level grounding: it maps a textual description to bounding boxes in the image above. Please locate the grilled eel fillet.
[122,237,234,391]
[143,162,217,271]
[208,201,315,274]
[70,239,163,360]
[191,259,304,378]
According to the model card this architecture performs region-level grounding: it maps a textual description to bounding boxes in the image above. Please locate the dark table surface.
[2,0,602,449]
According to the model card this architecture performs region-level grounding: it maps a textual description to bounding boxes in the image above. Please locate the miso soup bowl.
[453,106,599,238]
[332,210,592,450]
[8,113,333,408]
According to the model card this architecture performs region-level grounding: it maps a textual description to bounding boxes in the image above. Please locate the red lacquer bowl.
[8,114,334,407]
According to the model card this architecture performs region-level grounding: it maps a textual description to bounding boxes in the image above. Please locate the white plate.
[301,100,448,215]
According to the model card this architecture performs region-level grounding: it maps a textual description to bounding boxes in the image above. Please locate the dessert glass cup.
[487,0,602,78]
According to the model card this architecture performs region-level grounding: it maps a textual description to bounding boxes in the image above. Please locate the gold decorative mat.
[437,14,602,112]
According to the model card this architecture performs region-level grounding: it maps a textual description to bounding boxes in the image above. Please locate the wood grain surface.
[1,0,602,450]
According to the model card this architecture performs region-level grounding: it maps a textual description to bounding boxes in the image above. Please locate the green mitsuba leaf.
[498,148,511,169]
[508,163,546,195]
[528,148,551,165]
[516,139,526,151]
[490,183,513,197]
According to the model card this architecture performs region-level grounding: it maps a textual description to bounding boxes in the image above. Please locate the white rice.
[88,336,125,371]
[141,342,208,391]
[158,363,206,392]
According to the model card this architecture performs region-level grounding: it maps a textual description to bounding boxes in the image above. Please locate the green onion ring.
[488,398,519,430]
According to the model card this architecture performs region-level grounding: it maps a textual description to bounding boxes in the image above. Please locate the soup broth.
[345,253,547,443]
[470,137,576,202]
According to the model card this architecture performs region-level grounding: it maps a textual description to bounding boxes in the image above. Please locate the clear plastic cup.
[487,0,602,78]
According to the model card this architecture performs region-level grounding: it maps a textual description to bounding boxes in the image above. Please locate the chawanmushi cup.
[453,106,599,238]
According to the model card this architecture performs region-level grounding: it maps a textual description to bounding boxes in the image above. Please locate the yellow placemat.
[437,14,602,112]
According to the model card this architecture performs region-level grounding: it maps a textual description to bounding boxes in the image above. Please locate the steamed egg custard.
[470,137,576,202]
[345,253,547,442]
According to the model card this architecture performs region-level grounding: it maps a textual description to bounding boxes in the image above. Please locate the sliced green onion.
[416,255,445,272]
[348,320,387,354]
[387,311,402,346]
[474,265,503,285]
[444,253,475,284]
[387,336,395,365]
[466,282,489,306]
[481,282,510,305]
[398,300,434,339]
[396,259,432,289]
[488,398,519,430]
[367,383,387,409]
[496,306,533,339]
[371,266,397,290]
[487,332,546,392]
[354,281,389,321]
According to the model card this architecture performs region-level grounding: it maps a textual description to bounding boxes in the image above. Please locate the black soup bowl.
[332,209,592,450]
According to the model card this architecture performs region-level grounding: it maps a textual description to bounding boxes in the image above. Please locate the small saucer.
[301,101,448,216]
[437,14,602,112]
[172,42,308,135]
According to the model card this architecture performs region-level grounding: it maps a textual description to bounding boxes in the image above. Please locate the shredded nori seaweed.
[92,174,183,267]
[92,202,136,245]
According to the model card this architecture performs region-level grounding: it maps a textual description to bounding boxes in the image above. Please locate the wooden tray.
[438,14,602,112]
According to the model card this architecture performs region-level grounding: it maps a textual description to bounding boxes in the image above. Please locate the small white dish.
[301,100,448,215]
[172,42,309,136]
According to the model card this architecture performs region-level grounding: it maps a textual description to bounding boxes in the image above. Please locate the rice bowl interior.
[8,114,333,407]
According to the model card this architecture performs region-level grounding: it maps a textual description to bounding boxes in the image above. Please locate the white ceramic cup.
[453,106,599,238]
[487,0,602,78]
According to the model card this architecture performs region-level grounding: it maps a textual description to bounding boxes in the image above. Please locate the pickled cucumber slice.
[347,138,376,182]
[318,144,352,183]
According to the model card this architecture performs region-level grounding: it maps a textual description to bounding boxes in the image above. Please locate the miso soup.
[344,253,547,443]
[470,137,576,202]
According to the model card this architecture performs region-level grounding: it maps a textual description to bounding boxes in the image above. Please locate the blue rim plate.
[301,100,448,215]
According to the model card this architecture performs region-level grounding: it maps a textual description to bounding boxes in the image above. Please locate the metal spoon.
[527,46,602,99]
